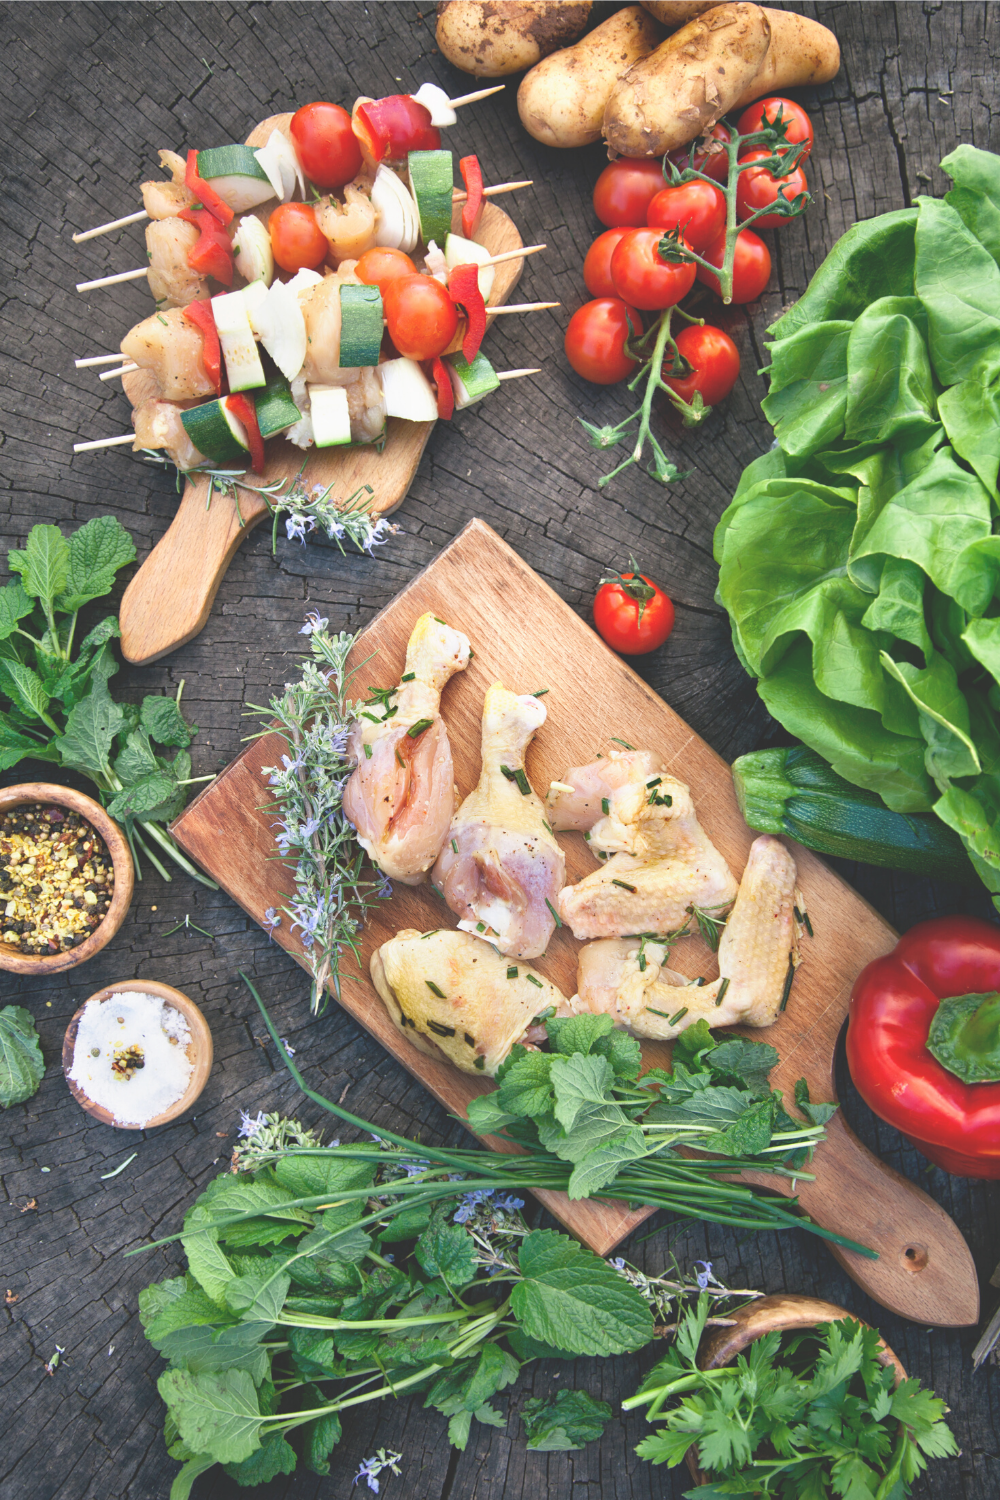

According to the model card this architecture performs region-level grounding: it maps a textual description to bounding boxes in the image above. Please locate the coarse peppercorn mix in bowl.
[0,784,134,975]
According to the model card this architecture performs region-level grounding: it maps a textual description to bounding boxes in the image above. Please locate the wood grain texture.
[3,5,1000,1499]
[117,198,525,665]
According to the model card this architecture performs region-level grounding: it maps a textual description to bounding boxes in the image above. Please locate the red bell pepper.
[353,95,441,164]
[184,148,234,226]
[431,356,454,420]
[226,393,265,475]
[448,262,487,363]
[847,915,1000,1177]
[459,154,484,240]
[179,207,234,286]
[182,298,222,396]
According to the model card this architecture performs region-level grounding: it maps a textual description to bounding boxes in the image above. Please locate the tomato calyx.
[598,560,657,624]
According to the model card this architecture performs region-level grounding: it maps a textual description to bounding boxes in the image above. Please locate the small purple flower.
[453,1202,475,1224]
[353,1449,402,1493]
[300,610,329,636]
[612,1257,627,1272]
[280,1038,295,1058]
[285,513,311,544]
[376,873,393,900]
[238,1109,267,1140]
[694,1260,714,1291]
[262,908,281,938]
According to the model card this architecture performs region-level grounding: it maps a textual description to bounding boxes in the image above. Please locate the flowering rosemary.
[249,618,390,1015]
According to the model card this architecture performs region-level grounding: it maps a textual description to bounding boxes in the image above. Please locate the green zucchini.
[446,350,499,409]
[732,745,977,884]
[196,145,274,211]
[180,398,249,465]
[339,283,383,367]
[408,150,454,247]
[255,374,300,439]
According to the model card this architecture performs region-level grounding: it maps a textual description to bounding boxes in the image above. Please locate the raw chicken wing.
[432,683,565,958]
[343,613,470,884]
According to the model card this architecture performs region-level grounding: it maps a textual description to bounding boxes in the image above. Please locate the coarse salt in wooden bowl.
[62,978,213,1129]
[0,783,134,975]
[685,1293,907,1487]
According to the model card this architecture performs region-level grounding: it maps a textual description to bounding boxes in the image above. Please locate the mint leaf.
[511,1229,653,1355]
[158,1368,263,1465]
[0,659,53,726]
[465,1092,518,1134]
[182,1203,236,1307]
[549,1052,616,1133]
[0,1005,44,1107]
[8,524,70,608]
[448,1410,473,1449]
[702,1096,776,1158]
[565,1128,649,1198]
[57,515,136,611]
[168,1456,216,1500]
[114,726,159,784]
[107,771,179,823]
[146,1287,224,1344]
[707,1037,779,1096]
[157,1322,272,1382]
[794,1077,839,1127]
[274,1150,373,1201]
[139,1276,190,1331]
[142,693,195,747]
[0,580,34,641]
[496,1051,555,1117]
[415,1220,476,1287]
[426,1342,518,1417]
[522,1388,612,1450]
[223,1267,290,1323]
[57,672,126,778]
[593,1026,643,1080]
[223,1432,296,1486]
[298,1386,342,1474]
[546,1011,615,1055]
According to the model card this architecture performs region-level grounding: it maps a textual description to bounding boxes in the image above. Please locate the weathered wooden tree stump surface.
[1,4,998,1497]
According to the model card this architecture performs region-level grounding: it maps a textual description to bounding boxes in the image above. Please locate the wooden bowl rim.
[61,977,213,1130]
[0,783,134,975]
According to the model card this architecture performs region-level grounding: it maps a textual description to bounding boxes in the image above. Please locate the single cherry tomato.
[269,202,329,273]
[355,246,418,295]
[290,102,363,191]
[663,324,740,410]
[564,298,643,385]
[583,228,630,298]
[593,159,665,228]
[697,227,771,304]
[736,97,814,160]
[647,180,726,252]
[666,123,732,184]
[383,274,458,361]
[736,147,808,229]
[594,561,675,655]
[610,227,696,311]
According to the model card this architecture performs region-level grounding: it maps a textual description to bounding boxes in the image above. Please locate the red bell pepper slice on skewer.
[459,154,484,240]
[179,207,234,285]
[182,298,223,396]
[353,95,441,163]
[431,356,454,420]
[225,393,265,474]
[184,149,234,226]
[447,263,488,363]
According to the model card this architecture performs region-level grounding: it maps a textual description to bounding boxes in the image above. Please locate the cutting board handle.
[752,1111,978,1326]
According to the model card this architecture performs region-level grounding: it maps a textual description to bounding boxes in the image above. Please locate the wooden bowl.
[0,783,134,975]
[684,1293,907,1486]
[61,978,213,1128]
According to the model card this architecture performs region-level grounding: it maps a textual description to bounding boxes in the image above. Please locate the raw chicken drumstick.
[432,682,565,958]
[546,749,738,940]
[343,613,470,884]
[568,834,808,1039]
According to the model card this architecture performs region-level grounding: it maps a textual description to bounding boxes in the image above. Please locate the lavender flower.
[280,1038,295,1058]
[694,1260,716,1291]
[262,908,281,937]
[353,1449,402,1493]
[238,1109,267,1140]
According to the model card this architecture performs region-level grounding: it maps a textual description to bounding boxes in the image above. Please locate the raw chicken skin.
[121,306,216,401]
[432,683,565,958]
[547,750,738,939]
[343,613,470,884]
[371,928,564,1076]
[569,835,807,1038]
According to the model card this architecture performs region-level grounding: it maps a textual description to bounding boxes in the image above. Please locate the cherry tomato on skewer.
[356,247,418,295]
[564,298,643,385]
[593,158,665,227]
[383,274,459,361]
[594,561,675,655]
[583,228,630,298]
[666,123,732,184]
[736,148,808,229]
[269,203,329,273]
[610,227,696,311]
[736,97,814,160]
[290,102,363,191]
[663,324,740,410]
[697,227,771,304]
[647,180,726,252]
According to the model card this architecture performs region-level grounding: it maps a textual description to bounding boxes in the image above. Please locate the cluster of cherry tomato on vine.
[564,97,814,412]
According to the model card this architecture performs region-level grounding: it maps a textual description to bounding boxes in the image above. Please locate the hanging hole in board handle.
[902,1243,929,1272]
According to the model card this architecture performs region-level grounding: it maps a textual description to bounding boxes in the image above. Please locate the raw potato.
[640,1,719,23]
[518,6,663,149]
[604,2,771,158]
[732,6,840,108]
[435,0,592,78]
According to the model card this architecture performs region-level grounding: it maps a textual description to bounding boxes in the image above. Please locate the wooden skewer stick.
[496,368,541,381]
[77,267,148,293]
[73,434,135,453]
[453,179,532,203]
[99,363,139,381]
[72,209,149,244]
[448,85,505,108]
[476,243,546,270]
[75,352,128,368]
[486,301,560,315]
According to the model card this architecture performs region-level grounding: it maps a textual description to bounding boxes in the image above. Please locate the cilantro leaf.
[521,1388,612,1450]
[511,1229,653,1355]
[157,1368,263,1465]
[0,1005,44,1107]
[57,515,136,612]
[8,524,70,609]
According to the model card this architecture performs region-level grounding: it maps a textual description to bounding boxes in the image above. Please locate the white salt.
[68,991,194,1128]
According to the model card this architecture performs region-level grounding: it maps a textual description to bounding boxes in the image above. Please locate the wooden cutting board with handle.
[119,114,525,665]
[170,518,979,1327]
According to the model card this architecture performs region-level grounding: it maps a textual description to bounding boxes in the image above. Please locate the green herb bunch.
[626,1293,958,1498]
[0,519,212,884]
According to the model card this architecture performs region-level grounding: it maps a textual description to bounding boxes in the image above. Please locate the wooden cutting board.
[118,180,525,666]
[170,519,979,1327]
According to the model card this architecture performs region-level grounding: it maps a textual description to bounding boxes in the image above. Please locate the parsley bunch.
[0,519,213,885]
[627,1294,958,1497]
